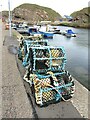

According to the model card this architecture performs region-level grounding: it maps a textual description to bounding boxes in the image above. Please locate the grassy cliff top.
[70,7,90,28]
[71,7,90,19]
[2,3,62,23]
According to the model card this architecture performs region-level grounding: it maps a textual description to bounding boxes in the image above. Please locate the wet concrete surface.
[3,36,19,46]
[8,45,18,55]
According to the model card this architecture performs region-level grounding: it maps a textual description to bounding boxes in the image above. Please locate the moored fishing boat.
[28,27,42,38]
[65,29,76,37]
[39,25,54,38]
[39,31,54,38]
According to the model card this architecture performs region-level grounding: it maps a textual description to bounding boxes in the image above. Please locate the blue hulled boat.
[65,29,76,37]
[39,31,54,38]
[28,27,42,37]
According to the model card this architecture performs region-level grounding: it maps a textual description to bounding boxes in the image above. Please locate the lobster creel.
[24,70,75,106]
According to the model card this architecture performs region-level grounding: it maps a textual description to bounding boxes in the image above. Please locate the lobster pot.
[18,39,48,60]
[23,39,48,48]
[31,71,75,106]
[23,39,48,55]
[32,74,58,106]
[29,46,66,73]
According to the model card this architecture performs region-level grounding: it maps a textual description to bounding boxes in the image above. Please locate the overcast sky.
[0,0,89,16]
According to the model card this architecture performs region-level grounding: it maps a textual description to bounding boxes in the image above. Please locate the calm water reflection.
[47,26,89,90]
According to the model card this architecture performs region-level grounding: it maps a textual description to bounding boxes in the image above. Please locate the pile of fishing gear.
[18,37,75,106]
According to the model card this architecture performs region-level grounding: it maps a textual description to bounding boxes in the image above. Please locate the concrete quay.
[0,19,89,119]
[1,20,33,118]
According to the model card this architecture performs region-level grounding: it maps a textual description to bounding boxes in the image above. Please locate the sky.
[0,0,89,16]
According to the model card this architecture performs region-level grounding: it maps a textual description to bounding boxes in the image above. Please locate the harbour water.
[47,26,89,90]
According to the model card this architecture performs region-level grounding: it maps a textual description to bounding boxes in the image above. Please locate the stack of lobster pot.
[18,38,75,107]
